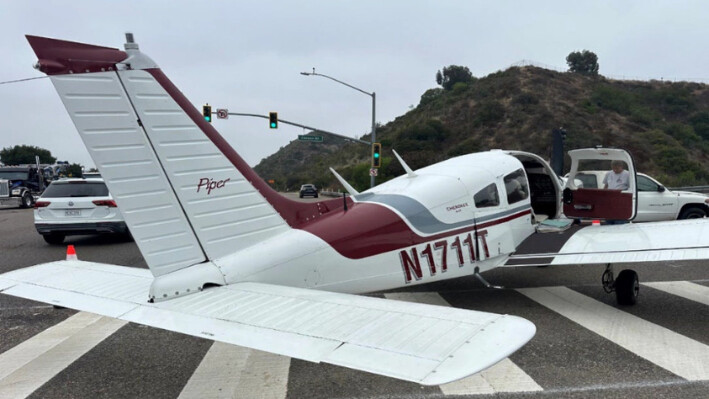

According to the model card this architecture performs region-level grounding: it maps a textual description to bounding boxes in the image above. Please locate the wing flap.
[506,219,709,266]
[0,261,535,385]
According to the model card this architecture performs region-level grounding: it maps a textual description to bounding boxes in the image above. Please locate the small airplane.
[2,33,709,386]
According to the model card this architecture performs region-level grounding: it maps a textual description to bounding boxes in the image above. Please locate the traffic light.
[269,112,278,129]
[203,104,212,123]
[372,142,382,168]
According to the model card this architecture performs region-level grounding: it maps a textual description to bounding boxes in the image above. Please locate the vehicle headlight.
[11,189,21,195]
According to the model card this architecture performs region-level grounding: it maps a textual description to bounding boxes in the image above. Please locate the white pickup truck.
[566,171,709,222]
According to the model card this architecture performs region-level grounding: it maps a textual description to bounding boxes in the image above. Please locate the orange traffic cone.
[66,245,78,261]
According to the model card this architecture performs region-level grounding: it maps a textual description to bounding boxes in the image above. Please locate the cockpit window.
[474,183,500,208]
[504,169,529,204]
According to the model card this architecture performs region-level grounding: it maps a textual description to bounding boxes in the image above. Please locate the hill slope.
[255,66,709,191]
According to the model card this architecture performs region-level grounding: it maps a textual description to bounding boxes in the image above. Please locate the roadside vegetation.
[257,55,709,191]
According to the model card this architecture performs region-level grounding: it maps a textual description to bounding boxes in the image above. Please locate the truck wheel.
[43,234,65,245]
[20,192,33,208]
[679,206,706,219]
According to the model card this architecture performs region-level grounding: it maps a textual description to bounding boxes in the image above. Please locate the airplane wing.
[505,218,709,266]
[0,260,535,386]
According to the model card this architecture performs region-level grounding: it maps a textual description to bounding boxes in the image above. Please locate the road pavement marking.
[0,312,102,380]
[0,312,126,399]
[178,342,290,399]
[642,281,709,306]
[384,292,542,394]
[517,286,709,381]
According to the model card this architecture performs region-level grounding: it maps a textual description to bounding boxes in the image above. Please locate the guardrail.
[320,190,345,198]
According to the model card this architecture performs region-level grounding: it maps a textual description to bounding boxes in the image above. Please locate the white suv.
[566,171,709,222]
[34,178,128,244]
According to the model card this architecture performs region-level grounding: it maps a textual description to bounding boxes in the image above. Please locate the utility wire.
[0,76,48,85]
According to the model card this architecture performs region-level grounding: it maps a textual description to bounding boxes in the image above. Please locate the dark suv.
[299,184,318,198]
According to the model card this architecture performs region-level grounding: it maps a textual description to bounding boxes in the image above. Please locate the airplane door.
[563,148,637,221]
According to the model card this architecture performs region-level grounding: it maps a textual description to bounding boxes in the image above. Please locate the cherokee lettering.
[197,177,231,194]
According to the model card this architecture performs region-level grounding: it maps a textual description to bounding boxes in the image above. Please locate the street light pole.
[301,70,377,188]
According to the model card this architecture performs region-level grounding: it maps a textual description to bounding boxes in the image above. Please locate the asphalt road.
[0,205,708,399]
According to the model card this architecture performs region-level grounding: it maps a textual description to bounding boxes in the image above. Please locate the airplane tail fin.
[27,34,342,278]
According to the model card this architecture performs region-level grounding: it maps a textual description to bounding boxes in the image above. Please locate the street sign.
[298,135,323,142]
[369,168,378,177]
[216,109,229,119]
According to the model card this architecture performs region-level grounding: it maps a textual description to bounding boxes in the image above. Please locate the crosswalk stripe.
[178,342,252,399]
[178,342,290,399]
[642,281,709,306]
[384,292,543,394]
[236,350,290,399]
[517,286,709,381]
[0,312,102,380]
[0,312,126,399]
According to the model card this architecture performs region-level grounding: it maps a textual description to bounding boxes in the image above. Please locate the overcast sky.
[2,1,708,169]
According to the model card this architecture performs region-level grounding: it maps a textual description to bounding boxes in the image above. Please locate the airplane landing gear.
[474,267,504,289]
[601,264,639,306]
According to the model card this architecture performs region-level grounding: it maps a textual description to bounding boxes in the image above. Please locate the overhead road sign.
[298,135,323,142]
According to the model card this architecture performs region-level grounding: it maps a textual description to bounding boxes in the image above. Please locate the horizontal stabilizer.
[0,261,535,385]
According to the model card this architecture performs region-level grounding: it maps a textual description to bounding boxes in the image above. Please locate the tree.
[0,145,56,165]
[436,65,474,90]
[566,50,599,76]
[65,163,83,177]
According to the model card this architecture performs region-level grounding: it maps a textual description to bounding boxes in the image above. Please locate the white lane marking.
[517,286,709,381]
[0,312,102,380]
[178,342,251,399]
[642,281,709,306]
[0,313,126,399]
[236,350,290,399]
[384,292,542,394]
[178,342,290,399]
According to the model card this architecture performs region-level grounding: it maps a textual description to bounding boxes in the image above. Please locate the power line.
[0,76,48,85]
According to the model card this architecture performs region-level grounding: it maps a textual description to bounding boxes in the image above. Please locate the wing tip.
[421,314,536,386]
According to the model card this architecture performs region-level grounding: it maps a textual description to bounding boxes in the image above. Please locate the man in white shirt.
[603,160,630,190]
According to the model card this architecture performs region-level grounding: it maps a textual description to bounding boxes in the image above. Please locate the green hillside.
[255,66,709,192]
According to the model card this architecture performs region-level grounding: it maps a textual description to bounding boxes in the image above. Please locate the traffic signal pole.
[224,112,372,145]
[370,92,376,188]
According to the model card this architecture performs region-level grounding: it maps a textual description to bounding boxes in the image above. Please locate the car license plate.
[65,210,81,217]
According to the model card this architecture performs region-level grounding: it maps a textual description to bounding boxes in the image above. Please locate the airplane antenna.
[329,167,359,196]
[392,149,417,178]
[343,192,348,211]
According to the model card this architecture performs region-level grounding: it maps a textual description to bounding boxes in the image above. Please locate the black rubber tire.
[299,194,303,198]
[43,233,65,245]
[615,269,639,306]
[314,194,319,198]
[678,206,706,219]
[20,192,33,208]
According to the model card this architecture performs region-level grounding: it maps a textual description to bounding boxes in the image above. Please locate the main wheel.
[20,192,33,208]
[679,206,706,219]
[43,233,65,245]
[615,269,639,305]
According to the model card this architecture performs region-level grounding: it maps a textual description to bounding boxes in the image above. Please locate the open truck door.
[563,148,637,221]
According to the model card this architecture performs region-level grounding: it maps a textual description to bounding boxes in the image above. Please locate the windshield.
[41,182,109,198]
[0,171,29,180]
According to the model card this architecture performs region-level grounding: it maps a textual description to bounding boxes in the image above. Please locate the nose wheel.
[601,264,639,305]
